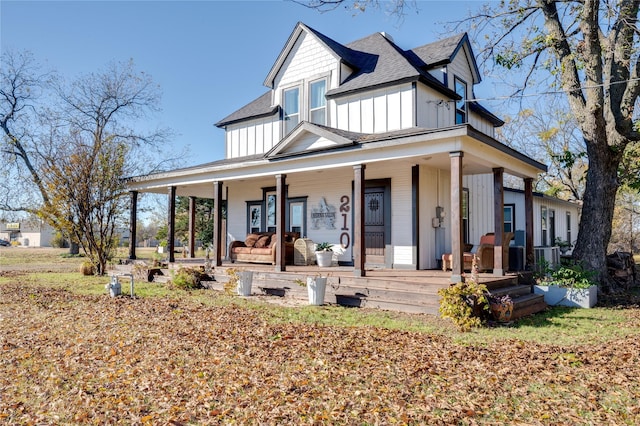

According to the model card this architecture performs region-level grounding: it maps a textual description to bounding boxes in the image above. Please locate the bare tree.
[456,0,640,291]
[497,98,588,202]
[1,51,176,273]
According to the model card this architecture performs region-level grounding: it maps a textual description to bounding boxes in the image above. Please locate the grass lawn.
[1,247,640,424]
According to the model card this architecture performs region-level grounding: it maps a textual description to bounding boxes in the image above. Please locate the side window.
[541,206,548,246]
[504,204,515,233]
[309,79,326,125]
[566,211,572,243]
[462,188,470,243]
[454,77,467,124]
[283,87,300,135]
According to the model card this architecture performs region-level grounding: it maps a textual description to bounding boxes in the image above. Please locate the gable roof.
[410,33,481,84]
[215,91,278,128]
[218,24,499,128]
[264,22,361,88]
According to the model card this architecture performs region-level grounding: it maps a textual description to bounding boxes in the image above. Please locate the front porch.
[158,258,546,318]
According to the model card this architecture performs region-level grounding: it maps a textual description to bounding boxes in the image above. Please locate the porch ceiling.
[127,125,545,197]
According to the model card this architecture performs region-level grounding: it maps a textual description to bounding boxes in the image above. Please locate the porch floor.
[162,258,544,317]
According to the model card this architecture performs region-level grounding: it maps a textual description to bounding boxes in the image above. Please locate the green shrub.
[548,262,596,289]
[171,267,205,290]
[438,279,489,332]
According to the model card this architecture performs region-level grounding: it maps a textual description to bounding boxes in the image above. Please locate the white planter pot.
[236,271,253,296]
[307,276,327,305]
[534,284,598,308]
[315,251,333,267]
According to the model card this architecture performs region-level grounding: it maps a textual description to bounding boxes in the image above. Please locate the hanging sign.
[310,197,336,230]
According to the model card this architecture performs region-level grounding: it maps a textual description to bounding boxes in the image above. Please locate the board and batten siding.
[416,85,451,129]
[225,117,279,159]
[462,174,494,244]
[419,166,451,269]
[334,84,414,133]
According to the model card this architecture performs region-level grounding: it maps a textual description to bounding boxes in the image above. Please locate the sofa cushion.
[245,233,261,247]
[249,247,272,255]
[254,234,273,248]
[232,246,253,254]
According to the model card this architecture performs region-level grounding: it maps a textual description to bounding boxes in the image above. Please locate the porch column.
[213,181,223,267]
[275,174,286,272]
[524,178,534,270]
[354,164,366,277]
[493,167,505,276]
[128,190,138,260]
[167,186,176,263]
[188,196,196,258]
[450,152,464,283]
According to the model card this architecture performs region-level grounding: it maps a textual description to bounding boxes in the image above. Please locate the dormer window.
[455,77,467,124]
[283,87,300,135]
[309,79,326,125]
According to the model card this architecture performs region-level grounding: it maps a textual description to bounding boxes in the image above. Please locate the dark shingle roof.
[215,91,278,127]
[411,33,467,67]
[217,25,495,126]
[324,32,458,99]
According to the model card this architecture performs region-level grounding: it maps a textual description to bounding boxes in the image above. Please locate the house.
[126,22,549,282]
[0,218,56,247]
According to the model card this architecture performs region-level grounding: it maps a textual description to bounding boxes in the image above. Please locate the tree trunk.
[69,241,79,255]
[572,134,621,292]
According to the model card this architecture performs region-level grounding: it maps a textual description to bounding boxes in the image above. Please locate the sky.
[1,0,499,166]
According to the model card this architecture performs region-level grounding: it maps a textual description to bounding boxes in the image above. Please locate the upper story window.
[309,79,326,125]
[454,77,467,124]
[283,87,300,135]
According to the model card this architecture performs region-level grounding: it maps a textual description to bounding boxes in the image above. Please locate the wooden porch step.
[487,284,532,299]
[510,293,547,320]
[204,267,547,320]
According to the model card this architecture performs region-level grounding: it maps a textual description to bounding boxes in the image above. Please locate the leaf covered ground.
[2,280,640,425]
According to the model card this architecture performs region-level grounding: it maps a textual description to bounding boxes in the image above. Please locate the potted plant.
[554,237,572,254]
[315,242,333,267]
[534,262,598,308]
[225,267,253,296]
[488,294,513,322]
[294,274,329,305]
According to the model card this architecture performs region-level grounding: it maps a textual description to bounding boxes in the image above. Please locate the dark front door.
[364,187,386,260]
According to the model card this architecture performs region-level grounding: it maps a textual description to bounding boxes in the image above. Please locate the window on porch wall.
[462,188,469,243]
[566,211,572,244]
[504,204,515,233]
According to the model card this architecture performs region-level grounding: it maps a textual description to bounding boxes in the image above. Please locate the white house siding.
[364,164,415,267]
[226,117,278,159]
[416,85,451,129]
[463,173,495,244]
[225,177,280,251]
[419,166,451,269]
[334,84,414,133]
[530,195,581,248]
[225,170,356,263]
[225,163,439,267]
[272,31,339,111]
[447,47,475,94]
[468,113,496,137]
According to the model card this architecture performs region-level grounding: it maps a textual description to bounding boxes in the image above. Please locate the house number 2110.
[340,195,350,248]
